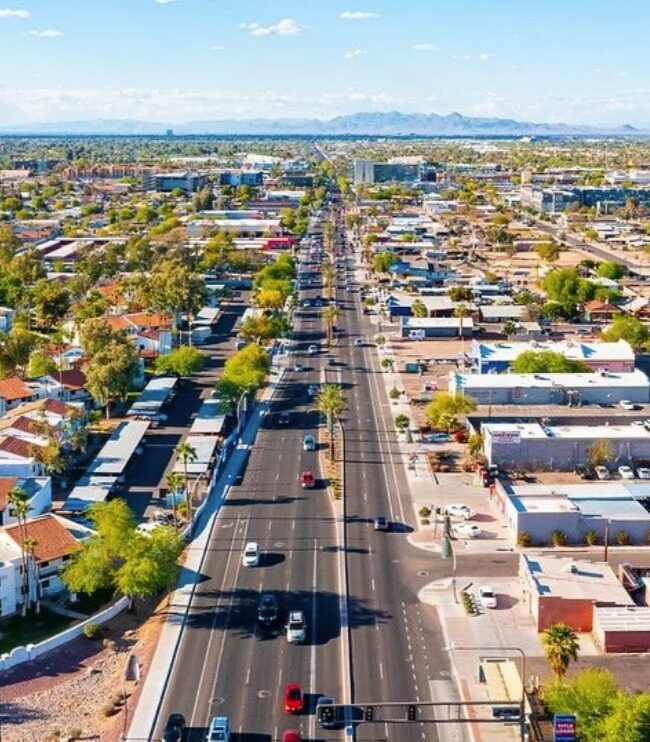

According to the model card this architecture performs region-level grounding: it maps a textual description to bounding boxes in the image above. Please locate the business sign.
[490,429,521,444]
[553,714,577,742]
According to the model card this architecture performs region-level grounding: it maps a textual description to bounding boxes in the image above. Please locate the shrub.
[585,530,599,546]
[552,530,567,547]
[100,703,117,718]
[67,728,83,740]
[646,529,650,546]
[461,591,475,615]
[83,622,102,640]
[388,386,401,400]
[112,691,126,706]
[517,531,533,548]
[418,506,432,518]
[421,519,430,526]
[615,530,631,546]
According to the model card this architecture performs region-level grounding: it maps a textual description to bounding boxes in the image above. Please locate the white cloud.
[210,45,224,51]
[479,53,489,61]
[240,18,303,37]
[154,0,176,3]
[344,49,366,60]
[340,11,379,21]
[0,8,29,18]
[29,28,63,37]
[413,43,437,52]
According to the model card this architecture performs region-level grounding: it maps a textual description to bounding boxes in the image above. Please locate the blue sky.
[0,0,649,125]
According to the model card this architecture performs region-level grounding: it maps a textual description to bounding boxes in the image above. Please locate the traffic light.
[365,705,374,722]
[407,705,417,721]
[318,705,335,725]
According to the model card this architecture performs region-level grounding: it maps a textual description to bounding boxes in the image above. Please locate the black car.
[162,712,186,742]
[277,412,291,426]
[257,593,279,627]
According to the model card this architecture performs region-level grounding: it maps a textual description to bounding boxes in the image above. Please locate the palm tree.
[8,486,31,616]
[411,299,427,319]
[321,261,336,299]
[454,303,472,369]
[322,305,340,346]
[317,384,347,459]
[166,470,184,529]
[542,622,579,679]
[23,536,39,614]
[175,441,198,520]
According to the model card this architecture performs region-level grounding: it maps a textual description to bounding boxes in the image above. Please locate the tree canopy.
[425,392,476,432]
[602,314,650,350]
[511,350,590,374]
[154,345,204,376]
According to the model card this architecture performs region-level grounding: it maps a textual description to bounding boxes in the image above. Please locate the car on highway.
[373,515,390,531]
[317,695,337,728]
[162,712,186,742]
[308,344,318,355]
[620,399,637,410]
[619,465,635,480]
[282,731,301,742]
[353,337,363,347]
[299,470,316,488]
[453,522,482,539]
[286,610,306,643]
[293,361,304,373]
[277,412,290,426]
[206,715,230,741]
[595,465,610,480]
[478,585,498,609]
[445,504,476,520]
[257,593,279,628]
[637,467,650,479]
[242,542,260,567]
[284,683,304,714]
[302,435,316,451]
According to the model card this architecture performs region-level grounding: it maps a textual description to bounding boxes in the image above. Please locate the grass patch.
[0,609,76,654]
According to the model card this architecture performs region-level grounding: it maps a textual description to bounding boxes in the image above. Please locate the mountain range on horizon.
[0,110,644,136]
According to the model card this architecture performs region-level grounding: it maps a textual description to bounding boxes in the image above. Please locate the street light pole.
[445,644,527,742]
[440,524,458,603]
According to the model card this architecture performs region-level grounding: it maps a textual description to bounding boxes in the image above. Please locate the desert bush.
[552,530,567,547]
[83,622,102,640]
[517,531,533,548]
[615,530,631,546]
[585,530,599,546]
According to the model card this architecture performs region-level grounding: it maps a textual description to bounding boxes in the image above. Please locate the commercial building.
[451,368,650,406]
[472,339,634,374]
[520,185,650,214]
[484,421,650,472]
[143,171,209,193]
[495,479,650,545]
[520,554,635,632]
[352,158,421,185]
[400,316,473,339]
[218,170,264,187]
[593,607,650,653]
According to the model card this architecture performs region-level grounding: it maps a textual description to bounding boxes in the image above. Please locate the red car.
[282,731,301,742]
[284,683,304,714]
[299,471,315,489]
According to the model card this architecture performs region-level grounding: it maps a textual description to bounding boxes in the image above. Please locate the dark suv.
[257,593,279,628]
[162,712,186,742]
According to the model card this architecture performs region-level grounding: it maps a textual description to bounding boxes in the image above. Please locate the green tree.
[0,328,41,378]
[215,343,270,403]
[73,290,110,325]
[597,261,626,280]
[154,346,204,376]
[511,350,590,374]
[317,384,347,459]
[425,392,476,433]
[26,350,57,380]
[587,439,614,469]
[140,258,206,325]
[175,441,198,520]
[602,691,650,742]
[84,341,139,418]
[602,314,650,350]
[29,280,71,327]
[7,486,31,615]
[411,299,428,318]
[541,622,579,679]
[447,286,473,302]
[254,288,285,311]
[239,314,287,344]
[372,251,396,274]
[536,240,561,263]
[395,413,410,433]
[166,471,184,529]
[322,304,340,345]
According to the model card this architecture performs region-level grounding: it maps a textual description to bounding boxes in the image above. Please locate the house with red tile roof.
[0,377,38,413]
[0,476,51,527]
[30,368,89,403]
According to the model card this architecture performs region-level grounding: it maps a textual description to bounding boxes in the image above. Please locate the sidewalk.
[126,366,285,742]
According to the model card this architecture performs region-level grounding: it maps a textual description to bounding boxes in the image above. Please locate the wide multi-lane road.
[151,265,344,740]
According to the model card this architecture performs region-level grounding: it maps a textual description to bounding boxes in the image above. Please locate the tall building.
[352,158,421,185]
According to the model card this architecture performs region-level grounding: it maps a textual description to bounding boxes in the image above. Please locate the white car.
[308,344,318,355]
[620,400,636,411]
[242,542,260,567]
[293,361,304,373]
[302,434,316,451]
[445,503,476,520]
[453,522,482,539]
[618,465,635,480]
[286,610,306,644]
[637,467,650,479]
[308,384,319,397]
[595,465,610,480]
[353,337,364,347]
[478,585,498,609]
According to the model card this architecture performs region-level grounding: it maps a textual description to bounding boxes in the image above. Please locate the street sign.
[553,714,577,742]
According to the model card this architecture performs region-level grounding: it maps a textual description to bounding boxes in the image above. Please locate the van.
[191,326,211,345]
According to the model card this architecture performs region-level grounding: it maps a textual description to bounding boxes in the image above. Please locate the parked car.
[637,467,650,479]
[308,344,318,355]
[242,542,260,567]
[302,435,316,451]
[286,610,306,644]
[162,712,186,742]
[595,465,610,480]
[620,399,637,411]
[618,465,635,480]
[293,361,304,373]
[299,470,316,488]
[453,523,482,539]
[284,684,304,714]
[574,465,594,480]
[478,585,498,609]
[446,504,476,520]
[373,515,390,531]
[424,432,450,444]
[308,384,318,397]
[353,337,364,347]
[277,412,291,426]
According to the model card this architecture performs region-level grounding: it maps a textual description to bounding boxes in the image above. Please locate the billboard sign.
[490,429,521,444]
[553,714,577,742]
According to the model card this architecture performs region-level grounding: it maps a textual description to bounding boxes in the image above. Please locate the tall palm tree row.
[8,486,32,616]
[322,305,340,346]
[175,441,198,521]
[166,470,184,529]
[316,384,347,459]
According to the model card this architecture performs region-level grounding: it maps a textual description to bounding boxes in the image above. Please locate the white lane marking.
[371,579,376,591]
[309,539,318,740]
[267,521,272,531]
[275,473,280,481]
[245,668,251,685]
[259,581,263,591]
[363,492,367,502]
[379,662,384,680]
[278,666,283,685]
[292,520,296,531]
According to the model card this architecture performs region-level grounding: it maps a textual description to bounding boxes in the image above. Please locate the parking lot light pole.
[444,644,527,742]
